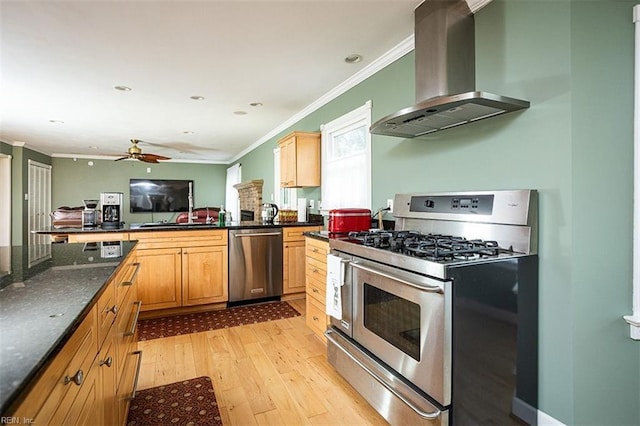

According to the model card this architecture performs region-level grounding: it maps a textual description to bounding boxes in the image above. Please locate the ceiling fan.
[115,139,171,163]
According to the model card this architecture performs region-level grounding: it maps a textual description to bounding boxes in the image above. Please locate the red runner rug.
[127,376,221,426]
[137,301,301,341]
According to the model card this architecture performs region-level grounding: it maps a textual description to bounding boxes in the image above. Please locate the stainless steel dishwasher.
[228,227,283,304]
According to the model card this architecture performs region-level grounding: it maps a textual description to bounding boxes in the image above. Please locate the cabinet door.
[135,248,182,311]
[283,240,307,294]
[280,136,296,187]
[182,245,228,306]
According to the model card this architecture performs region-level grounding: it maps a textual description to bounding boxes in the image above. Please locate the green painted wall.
[235,1,639,424]
[51,158,227,225]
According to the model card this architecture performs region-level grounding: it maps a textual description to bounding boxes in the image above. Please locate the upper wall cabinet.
[278,131,320,188]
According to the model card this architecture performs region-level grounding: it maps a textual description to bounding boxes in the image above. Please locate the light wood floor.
[136,299,387,425]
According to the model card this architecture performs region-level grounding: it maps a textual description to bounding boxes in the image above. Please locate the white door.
[28,160,52,266]
[0,155,11,275]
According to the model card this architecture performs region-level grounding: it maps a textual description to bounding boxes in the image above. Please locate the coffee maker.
[82,199,99,228]
[100,192,124,229]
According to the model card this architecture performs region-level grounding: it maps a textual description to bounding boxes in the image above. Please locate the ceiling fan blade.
[139,153,170,163]
[139,157,159,163]
[114,156,130,161]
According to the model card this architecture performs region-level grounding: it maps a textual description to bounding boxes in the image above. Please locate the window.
[321,101,372,211]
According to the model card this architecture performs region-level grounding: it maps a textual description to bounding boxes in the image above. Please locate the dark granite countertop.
[34,220,324,235]
[0,242,136,414]
[304,230,330,242]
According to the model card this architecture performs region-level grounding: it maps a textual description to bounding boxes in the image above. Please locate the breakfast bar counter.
[0,242,136,415]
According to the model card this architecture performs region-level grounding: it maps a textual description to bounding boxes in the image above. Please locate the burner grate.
[347,230,507,261]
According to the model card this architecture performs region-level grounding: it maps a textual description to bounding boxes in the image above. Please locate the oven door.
[352,257,452,406]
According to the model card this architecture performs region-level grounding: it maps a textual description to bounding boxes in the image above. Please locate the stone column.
[233,179,264,221]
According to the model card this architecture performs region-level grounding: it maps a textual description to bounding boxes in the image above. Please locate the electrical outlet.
[309,200,315,209]
[387,199,394,211]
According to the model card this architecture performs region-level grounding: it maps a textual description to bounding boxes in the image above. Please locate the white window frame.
[320,100,372,212]
[225,163,242,222]
[625,4,640,339]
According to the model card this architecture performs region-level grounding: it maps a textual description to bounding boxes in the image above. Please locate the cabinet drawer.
[115,259,140,309]
[283,226,321,242]
[305,238,328,262]
[97,281,117,347]
[13,306,99,423]
[306,295,328,339]
[133,230,228,249]
[306,256,327,283]
[306,275,326,304]
[116,285,141,380]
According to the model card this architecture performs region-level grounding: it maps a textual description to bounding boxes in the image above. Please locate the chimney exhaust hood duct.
[370,0,529,138]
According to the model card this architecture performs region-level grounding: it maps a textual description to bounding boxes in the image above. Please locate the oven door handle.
[325,329,442,420]
[349,262,443,294]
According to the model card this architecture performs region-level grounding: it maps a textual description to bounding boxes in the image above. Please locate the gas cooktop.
[330,190,538,279]
[346,230,512,261]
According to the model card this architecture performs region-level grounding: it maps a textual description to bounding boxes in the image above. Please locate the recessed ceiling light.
[49,119,64,124]
[249,102,263,107]
[233,111,247,115]
[183,131,195,135]
[89,146,99,150]
[114,85,132,91]
[190,95,205,100]
[344,54,363,64]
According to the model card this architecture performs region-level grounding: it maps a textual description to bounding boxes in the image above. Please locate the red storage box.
[328,208,371,234]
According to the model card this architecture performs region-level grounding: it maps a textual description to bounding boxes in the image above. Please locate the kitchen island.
[34,221,324,315]
[0,242,137,420]
[36,220,324,243]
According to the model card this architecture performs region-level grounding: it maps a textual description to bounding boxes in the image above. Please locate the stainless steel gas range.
[325,190,539,425]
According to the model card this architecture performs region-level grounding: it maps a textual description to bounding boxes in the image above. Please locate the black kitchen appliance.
[326,190,538,425]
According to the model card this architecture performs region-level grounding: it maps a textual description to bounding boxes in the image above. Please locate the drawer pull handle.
[64,370,83,386]
[108,305,118,315]
[313,316,319,321]
[312,248,318,252]
[312,268,318,273]
[312,288,319,293]
[122,262,141,287]
[127,350,144,401]
[124,301,143,337]
[100,356,113,368]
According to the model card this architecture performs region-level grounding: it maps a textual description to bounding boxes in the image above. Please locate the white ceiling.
[1,0,420,164]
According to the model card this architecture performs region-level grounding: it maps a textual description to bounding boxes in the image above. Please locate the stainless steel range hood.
[370,0,529,138]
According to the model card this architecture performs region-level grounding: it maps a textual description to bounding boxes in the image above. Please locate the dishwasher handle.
[234,232,282,237]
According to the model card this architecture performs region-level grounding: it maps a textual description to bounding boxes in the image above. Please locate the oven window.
[363,283,421,361]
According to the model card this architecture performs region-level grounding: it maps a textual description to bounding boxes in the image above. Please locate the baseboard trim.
[538,409,566,426]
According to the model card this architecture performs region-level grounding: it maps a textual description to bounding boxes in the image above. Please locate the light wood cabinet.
[134,230,228,312]
[304,236,329,342]
[11,252,140,426]
[278,131,321,187]
[182,245,228,306]
[135,247,183,310]
[283,226,321,298]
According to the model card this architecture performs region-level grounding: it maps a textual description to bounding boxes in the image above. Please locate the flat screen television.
[129,179,193,213]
